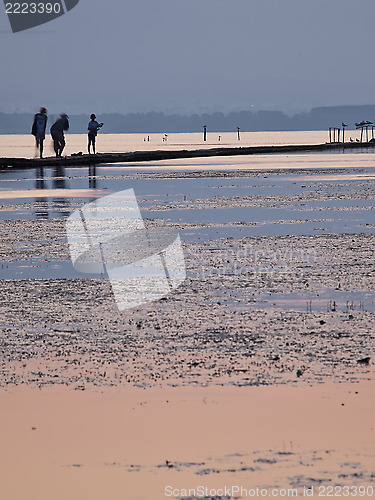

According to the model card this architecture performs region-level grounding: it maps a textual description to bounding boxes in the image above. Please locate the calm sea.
[0,130,347,159]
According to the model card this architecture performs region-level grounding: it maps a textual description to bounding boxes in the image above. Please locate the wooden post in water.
[237,127,240,141]
[338,129,340,143]
[360,127,363,142]
[341,123,348,143]
[329,128,332,143]
[203,125,207,142]
[366,126,369,142]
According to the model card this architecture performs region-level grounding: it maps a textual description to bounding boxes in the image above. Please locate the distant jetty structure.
[329,120,374,144]
[355,120,374,143]
[328,127,342,143]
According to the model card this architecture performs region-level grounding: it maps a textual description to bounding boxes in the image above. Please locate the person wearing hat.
[88,114,103,155]
[31,107,48,159]
[50,113,69,157]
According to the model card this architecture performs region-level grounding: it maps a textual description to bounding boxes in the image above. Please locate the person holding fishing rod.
[88,114,104,155]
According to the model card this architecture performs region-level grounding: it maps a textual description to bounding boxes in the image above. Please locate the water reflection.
[32,164,99,219]
[89,164,97,190]
[52,165,67,219]
[34,166,49,219]
[52,165,66,190]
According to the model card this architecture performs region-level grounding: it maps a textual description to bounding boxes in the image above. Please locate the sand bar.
[1,141,375,169]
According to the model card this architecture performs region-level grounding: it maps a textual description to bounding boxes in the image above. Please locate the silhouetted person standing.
[88,114,103,154]
[50,113,69,157]
[31,107,48,158]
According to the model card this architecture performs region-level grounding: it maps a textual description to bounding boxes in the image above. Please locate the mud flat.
[0,229,374,500]
[0,227,374,388]
[0,159,373,499]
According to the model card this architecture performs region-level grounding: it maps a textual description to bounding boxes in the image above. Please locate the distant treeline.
[1,105,375,134]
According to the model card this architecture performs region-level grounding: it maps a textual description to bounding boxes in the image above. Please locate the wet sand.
[0,230,374,388]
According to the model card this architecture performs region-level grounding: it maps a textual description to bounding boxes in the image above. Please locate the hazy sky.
[1,0,374,115]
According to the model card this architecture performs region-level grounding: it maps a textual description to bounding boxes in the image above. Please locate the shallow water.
[0,136,374,311]
[0,156,373,235]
